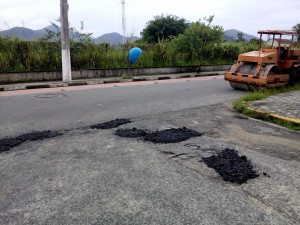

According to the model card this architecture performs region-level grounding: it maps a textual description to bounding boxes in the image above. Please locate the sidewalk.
[247,89,300,125]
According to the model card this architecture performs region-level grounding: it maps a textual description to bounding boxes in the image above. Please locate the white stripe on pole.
[60,0,72,83]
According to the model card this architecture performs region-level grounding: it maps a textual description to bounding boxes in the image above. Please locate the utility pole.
[60,0,72,83]
[121,0,126,43]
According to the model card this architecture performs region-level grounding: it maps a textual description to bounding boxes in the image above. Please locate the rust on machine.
[224,30,300,91]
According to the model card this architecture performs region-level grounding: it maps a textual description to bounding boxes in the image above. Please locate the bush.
[0,36,257,73]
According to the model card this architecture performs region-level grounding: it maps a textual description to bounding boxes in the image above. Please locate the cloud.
[1,0,299,37]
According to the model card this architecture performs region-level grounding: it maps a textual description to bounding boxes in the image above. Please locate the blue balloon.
[129,47,142,64]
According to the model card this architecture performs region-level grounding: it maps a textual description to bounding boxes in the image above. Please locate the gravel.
[0,130,62,153]
[143,127,203,144]
[202,148,259,184]
[115,128,148,138]
[116,127,203,144]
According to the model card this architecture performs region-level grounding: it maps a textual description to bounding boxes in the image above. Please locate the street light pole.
[60,0,72,83]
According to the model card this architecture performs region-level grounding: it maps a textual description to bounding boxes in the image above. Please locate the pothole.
[90,119,132,129]
[0,130,62,153]
[202,148,259,184]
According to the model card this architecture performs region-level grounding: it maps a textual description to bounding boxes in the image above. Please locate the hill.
[0,26,140,44]
[94,32,140,44]
[0,27,41,40]
[224,29,258,42]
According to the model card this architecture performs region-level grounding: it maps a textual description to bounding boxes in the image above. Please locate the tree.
[292,23,300,46]
[40,19,93,42]
[236,32,245,42]
[39,19,61,41]
[140,14,188,43]
[170,16,224,61]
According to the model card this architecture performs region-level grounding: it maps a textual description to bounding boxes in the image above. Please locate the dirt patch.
[202,148,259,184]
[115,128,147,138]
[143,127,203,144]
[90,119,132,129]
[0,130,62,153]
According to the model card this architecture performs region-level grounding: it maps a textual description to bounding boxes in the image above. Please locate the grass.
[233,83,300,131]
[0,37,251,73]
[121,73,133,79]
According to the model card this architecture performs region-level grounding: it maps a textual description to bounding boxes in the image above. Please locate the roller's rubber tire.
[294,67,300,84]
[229,81,248,90]
[289,67,300,86]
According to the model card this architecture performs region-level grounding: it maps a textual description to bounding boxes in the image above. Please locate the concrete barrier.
[0,65,230,84]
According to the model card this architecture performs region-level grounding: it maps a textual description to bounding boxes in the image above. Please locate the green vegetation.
[169,17,224,62]
[140,14,188,43]
[236,32,245,42]
[121,73,132,79]
[233,84,300,131]
[0,15,261,73]
[0,36,258,73]
[292,23,300,48]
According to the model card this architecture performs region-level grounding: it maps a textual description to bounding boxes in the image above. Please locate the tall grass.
[0,37,256,73]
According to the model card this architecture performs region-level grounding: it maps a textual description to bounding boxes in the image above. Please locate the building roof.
[273,38,293,44]
[258,30,296,35]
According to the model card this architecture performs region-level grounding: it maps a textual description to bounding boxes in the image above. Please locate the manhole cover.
[35,93,66,98]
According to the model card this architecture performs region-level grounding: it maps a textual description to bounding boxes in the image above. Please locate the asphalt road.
[1,77,299,225]
[0,77,241,137]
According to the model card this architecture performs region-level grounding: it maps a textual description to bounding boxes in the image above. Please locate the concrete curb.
[103,80,121,84]
[0,72,223,92]
[0,65,231,84]
[243,101,300,126]
[195,73,219,77]
[157,76,171,80]
[133,78,147,82]
[26,84,50,89]
[68,81,88,86]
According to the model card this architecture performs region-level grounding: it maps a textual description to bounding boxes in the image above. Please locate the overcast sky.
[0,0,299,38]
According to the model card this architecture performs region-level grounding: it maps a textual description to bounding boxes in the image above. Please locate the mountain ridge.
[0,26,258,43]
[0,26,140,44]
[224,29,258,42]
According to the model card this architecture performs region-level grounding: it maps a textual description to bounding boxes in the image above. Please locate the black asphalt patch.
[115,127,203,143]
[143,127,203,144]
[90,119,132,129]
[202,148,259,184]
[0,130,62,153]
[115,128,148,138]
